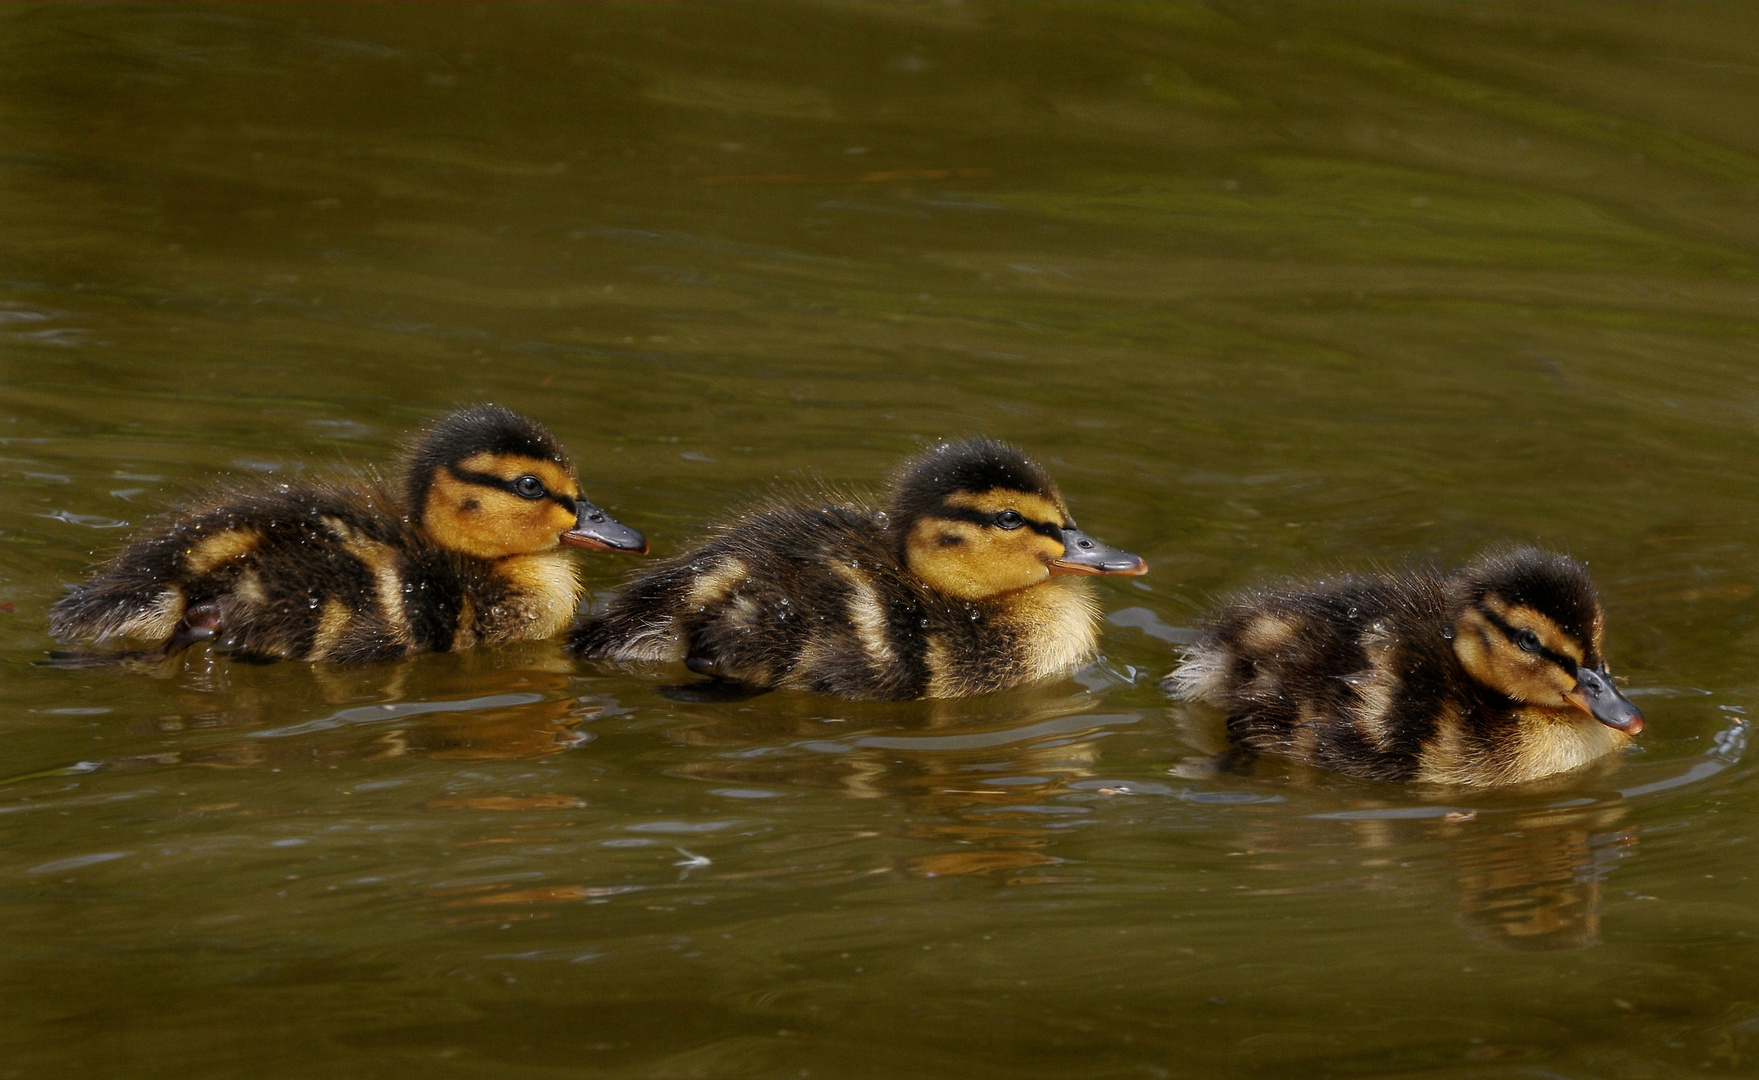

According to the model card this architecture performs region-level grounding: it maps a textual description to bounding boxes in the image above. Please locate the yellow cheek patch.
[944,489,1067,526]
[426,470,478,520]
[546,502,579,532]
[1508,657,1579,703]
[425,467,573,560]
[905,517,1055,600]
[1453,606,1578,705]
[908,518,983,559]
[1452,607,1495,680]
[473,494,574,540]
[1011,530,1066,571]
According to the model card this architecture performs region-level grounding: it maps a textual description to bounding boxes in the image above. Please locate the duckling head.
[404,405,647,561]
[888,437,1146,602]
[1450,548,1644,735]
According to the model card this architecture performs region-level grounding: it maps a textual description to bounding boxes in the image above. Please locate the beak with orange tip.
[1048,527,1148,577]
[1567,665,1644,735]
[560,498,648,554]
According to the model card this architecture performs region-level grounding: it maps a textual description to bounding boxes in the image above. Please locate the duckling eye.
[1513,628,1543,654]
[994,510,1025,530]
[512,475,547,500]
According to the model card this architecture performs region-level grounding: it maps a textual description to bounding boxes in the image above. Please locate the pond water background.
[3,3,1759,1076]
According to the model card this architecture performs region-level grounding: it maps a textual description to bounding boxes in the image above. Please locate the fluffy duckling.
[569,438,1146,700]
[1164,548,1644,786]
[48,405,647,665]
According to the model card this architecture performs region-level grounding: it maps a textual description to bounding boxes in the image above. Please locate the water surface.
[3,3,1758,1076]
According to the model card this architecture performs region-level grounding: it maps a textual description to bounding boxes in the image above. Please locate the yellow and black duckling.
[1163,547,1645,786]
[48,405,647,665]
[569,437,1147,700]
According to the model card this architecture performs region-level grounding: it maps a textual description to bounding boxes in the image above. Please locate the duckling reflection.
[1448,804,1635,950]
[658,684,1111,786]
[66,653,597,775]
[655,683,1129,881]
[1204,789,1634,950]
[103,697,589,771]
[1162,686,1638,948]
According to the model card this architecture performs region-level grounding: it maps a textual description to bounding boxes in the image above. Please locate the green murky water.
[3,2,1758,1075]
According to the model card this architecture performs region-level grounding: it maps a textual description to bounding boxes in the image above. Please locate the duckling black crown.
[1458,547,1601,649]
[403,405,572,517]
[889,438,1057,522]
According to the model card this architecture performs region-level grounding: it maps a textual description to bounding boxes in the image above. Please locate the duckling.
[48,405,647,665]
[1163,547,1645,786]
[569,437,1146,700]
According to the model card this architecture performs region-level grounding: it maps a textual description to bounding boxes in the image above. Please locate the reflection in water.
[5,647,1733,963]
[1169,701,1654,950]
[665,682,1123,881]
[3,2,1759,1075]
[96,692,589,770]
[24,651,597,775]
[1203,795,1638,951]
[1449,805,1634,951]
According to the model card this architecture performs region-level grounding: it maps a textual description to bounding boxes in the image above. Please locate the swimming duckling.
[48,405,647,665]
[569,437,1146,700]
[1163,548,1644,786]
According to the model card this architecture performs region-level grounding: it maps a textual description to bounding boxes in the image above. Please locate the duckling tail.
[43,599,222,667]
[48,577,188,646]
[1161,641,1232,703]
[567,606,679,662]
[567,569,695,662]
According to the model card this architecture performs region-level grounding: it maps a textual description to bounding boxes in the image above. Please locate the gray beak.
[1049,528,1148,577]
[1567,665,1644,735]
[560,500,649,554]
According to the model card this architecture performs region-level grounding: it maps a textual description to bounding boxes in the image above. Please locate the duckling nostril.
[589,512,605,522]
[1078,540,1093,549]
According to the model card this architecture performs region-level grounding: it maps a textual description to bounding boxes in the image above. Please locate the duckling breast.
[485,550,584,641]
[1004,577,1101,683]
[914,578,1099,697]
[1464,707,1631,785]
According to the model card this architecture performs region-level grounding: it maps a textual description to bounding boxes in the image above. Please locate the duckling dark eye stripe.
[446,464,576,512]
[933,506,1061,538]
[1477,604,1577,673]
